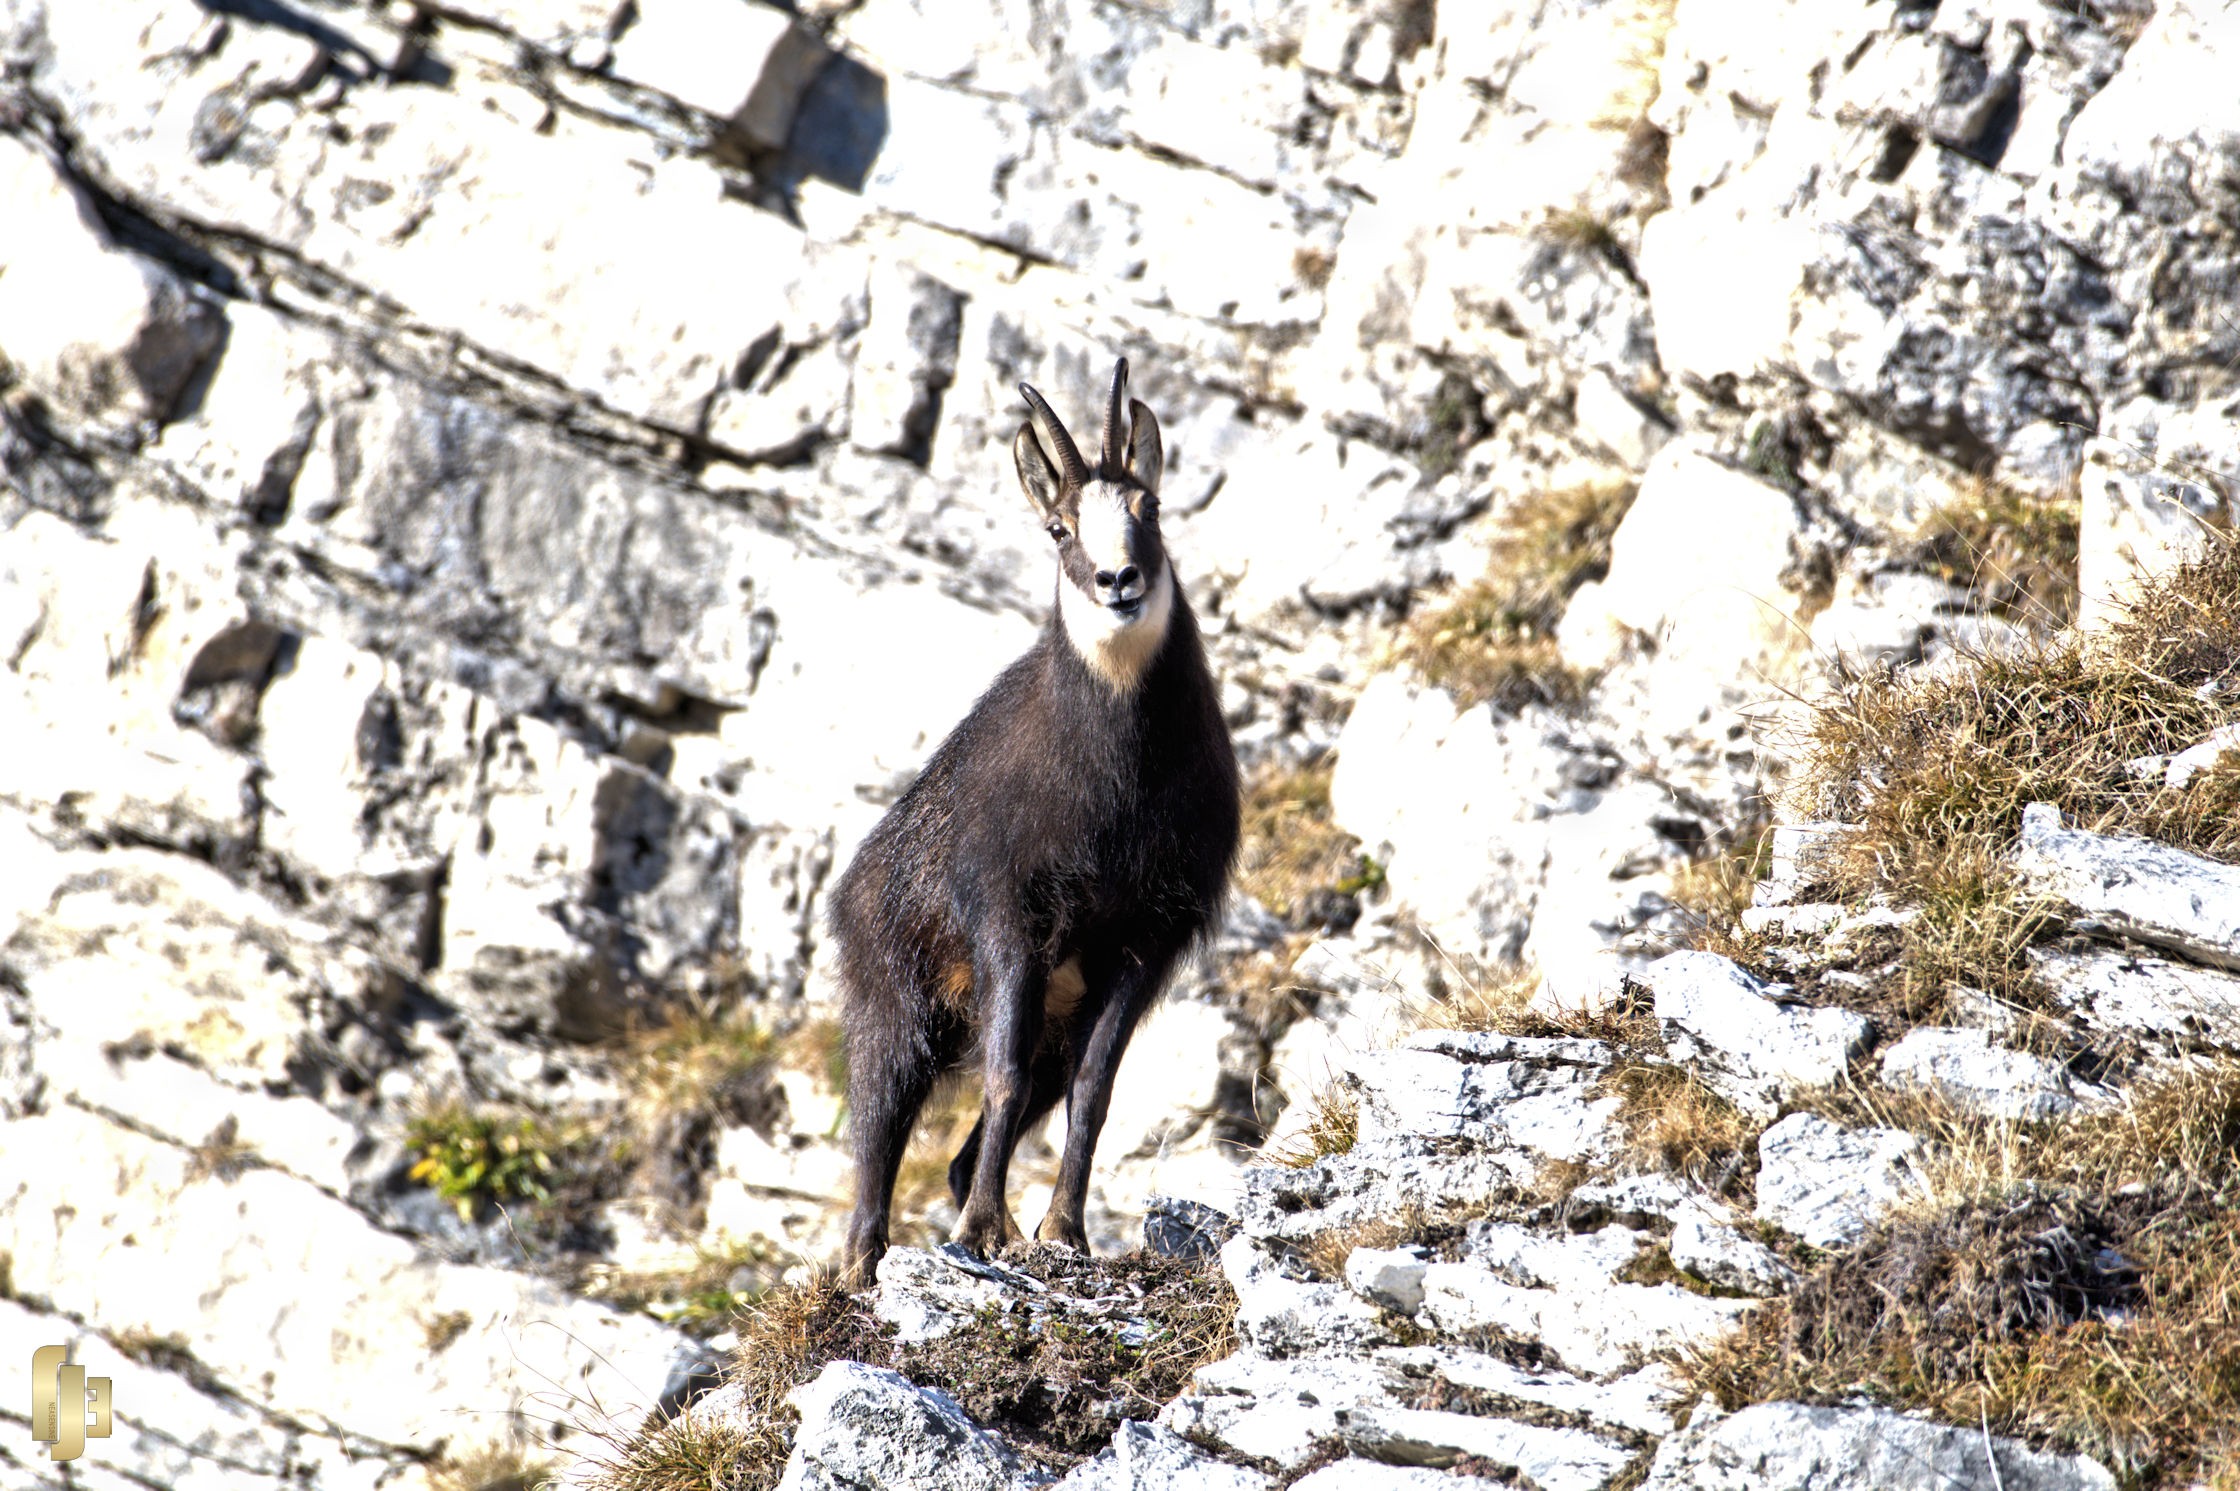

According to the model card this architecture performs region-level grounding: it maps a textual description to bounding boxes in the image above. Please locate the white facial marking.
[1059,563,1174,691]
[1056,482,1172,691]
[1073,485,1140,598]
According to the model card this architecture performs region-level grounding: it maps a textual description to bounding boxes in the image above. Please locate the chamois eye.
[1047,522,1068,543]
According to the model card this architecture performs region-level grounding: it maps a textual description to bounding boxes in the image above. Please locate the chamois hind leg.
[841,994,955,1287]
[951,940,1046,1258]
[1038,946,1177,1252]
[947,1047,1069,1211]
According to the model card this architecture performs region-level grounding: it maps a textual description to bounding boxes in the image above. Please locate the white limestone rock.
[2031,944,2240,1050]
[1342,1405,1634,1491]
[1462,1220,1651,1293]
[2165,724,2240,790]
[1290,1464,1513,1491]
[1649,952,1872,1118]
[1643,1401,2116,1491]
[1415,1262,1752,1379]
[1375,1349,1687,1438]
[1754,1114,1923,1250]
[2014,803,2240,971]
[1555,441,1808,690]
[0,132,224,433]
[611,0,829,147]
[1162,1352,1396,1471]
[1667,1214,1797,1298]
[2075,399,2240,629]
[1344,1245,1430,1315]
[1878,1026,2109,1120]
[778,1361,1047,1491]
[0,1106,708,1455]
[873,1246,1044,1345]
[1222,1236,1405,1358]
[1053,1421,1271,1491]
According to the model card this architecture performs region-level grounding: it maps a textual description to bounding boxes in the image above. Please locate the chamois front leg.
[952,947,1046,1257]
[1037,948,1174,1252]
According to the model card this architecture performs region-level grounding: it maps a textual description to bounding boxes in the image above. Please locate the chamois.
[830,358,1240,1282]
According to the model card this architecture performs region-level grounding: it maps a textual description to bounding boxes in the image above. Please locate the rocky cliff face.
[3,0,2238,1487]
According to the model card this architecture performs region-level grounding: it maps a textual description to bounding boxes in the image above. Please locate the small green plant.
[407,1105,572,1222]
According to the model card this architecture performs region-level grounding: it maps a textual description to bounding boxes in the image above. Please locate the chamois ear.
[1014,423,1066,522]
[1125,398,1163,497]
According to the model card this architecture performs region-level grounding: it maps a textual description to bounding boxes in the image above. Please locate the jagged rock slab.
[1375,1349,1685,1438]
[1053,1421,1270,1491]
[1878,1026,2108,1120]
[1754,1114,1922,1250]
[1643,1401,2116,1490]
[1416,1262,1752,1378]
[2032,944,2240,1049]
[1345,1245,1430,1315]
[1291,1464,1516,1491]
[873,1246,1047,1345]
[2014,803,2240,971]
[1162,1353,1396,1470]
[0,132,224,431]
[1667,1213,1796,1297]
[0,1297,402,1489]
[1354,1031,1624,1160]
[1223,1236,1408,1358]
[1649,952,1873,1117]
[1460,1220,1651,1291]
[1343,1405,1634,1491]
[1243,1030,1624,1240]
[0,1107,707,1454]
[1164,1347,1678,1474]
[779,1362,1047,1491]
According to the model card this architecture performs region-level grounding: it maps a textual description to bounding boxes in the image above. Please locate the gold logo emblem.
[29,1346,111,1463]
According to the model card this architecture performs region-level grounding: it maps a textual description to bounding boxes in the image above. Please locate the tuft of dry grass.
[1267,1083,1359,1169]
[1608,1064,1762,1199]
[1396,480,1635,712]
[429,1442,553,1491]
[582,1272,883,1491]
[1798,534,2240,1020]
[1908,477,2083,631]
[1693,1060,2240,1484]
[1664,821,1773,959]
[619,1007,778,1130]
[1235,758,1374,926]
[892,1249,1241,1473]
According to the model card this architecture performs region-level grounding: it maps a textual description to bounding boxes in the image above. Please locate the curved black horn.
[1019,382,1090,488]
[1099,358,1130,477]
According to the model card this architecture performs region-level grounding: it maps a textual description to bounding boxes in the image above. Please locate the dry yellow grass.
[1694,1060,2240,1483]
[429,1443,552,1491]
[1909,477,2083,631]
[1267,1083,1360,1169]
[1396,481,1636,712]
[1235,757,1371,925]
[1795,534,2240,1020]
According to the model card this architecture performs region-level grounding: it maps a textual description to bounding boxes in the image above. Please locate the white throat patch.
[1058,562,1175,692]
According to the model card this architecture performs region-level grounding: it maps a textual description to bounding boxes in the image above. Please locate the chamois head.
[1013,358,1172,691]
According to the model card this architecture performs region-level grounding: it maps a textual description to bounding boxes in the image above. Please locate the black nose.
[1096,565,1140,591]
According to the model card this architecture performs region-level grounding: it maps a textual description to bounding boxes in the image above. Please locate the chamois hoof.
[950,1205,1022,1258]
[1035,1213,1089,1253]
